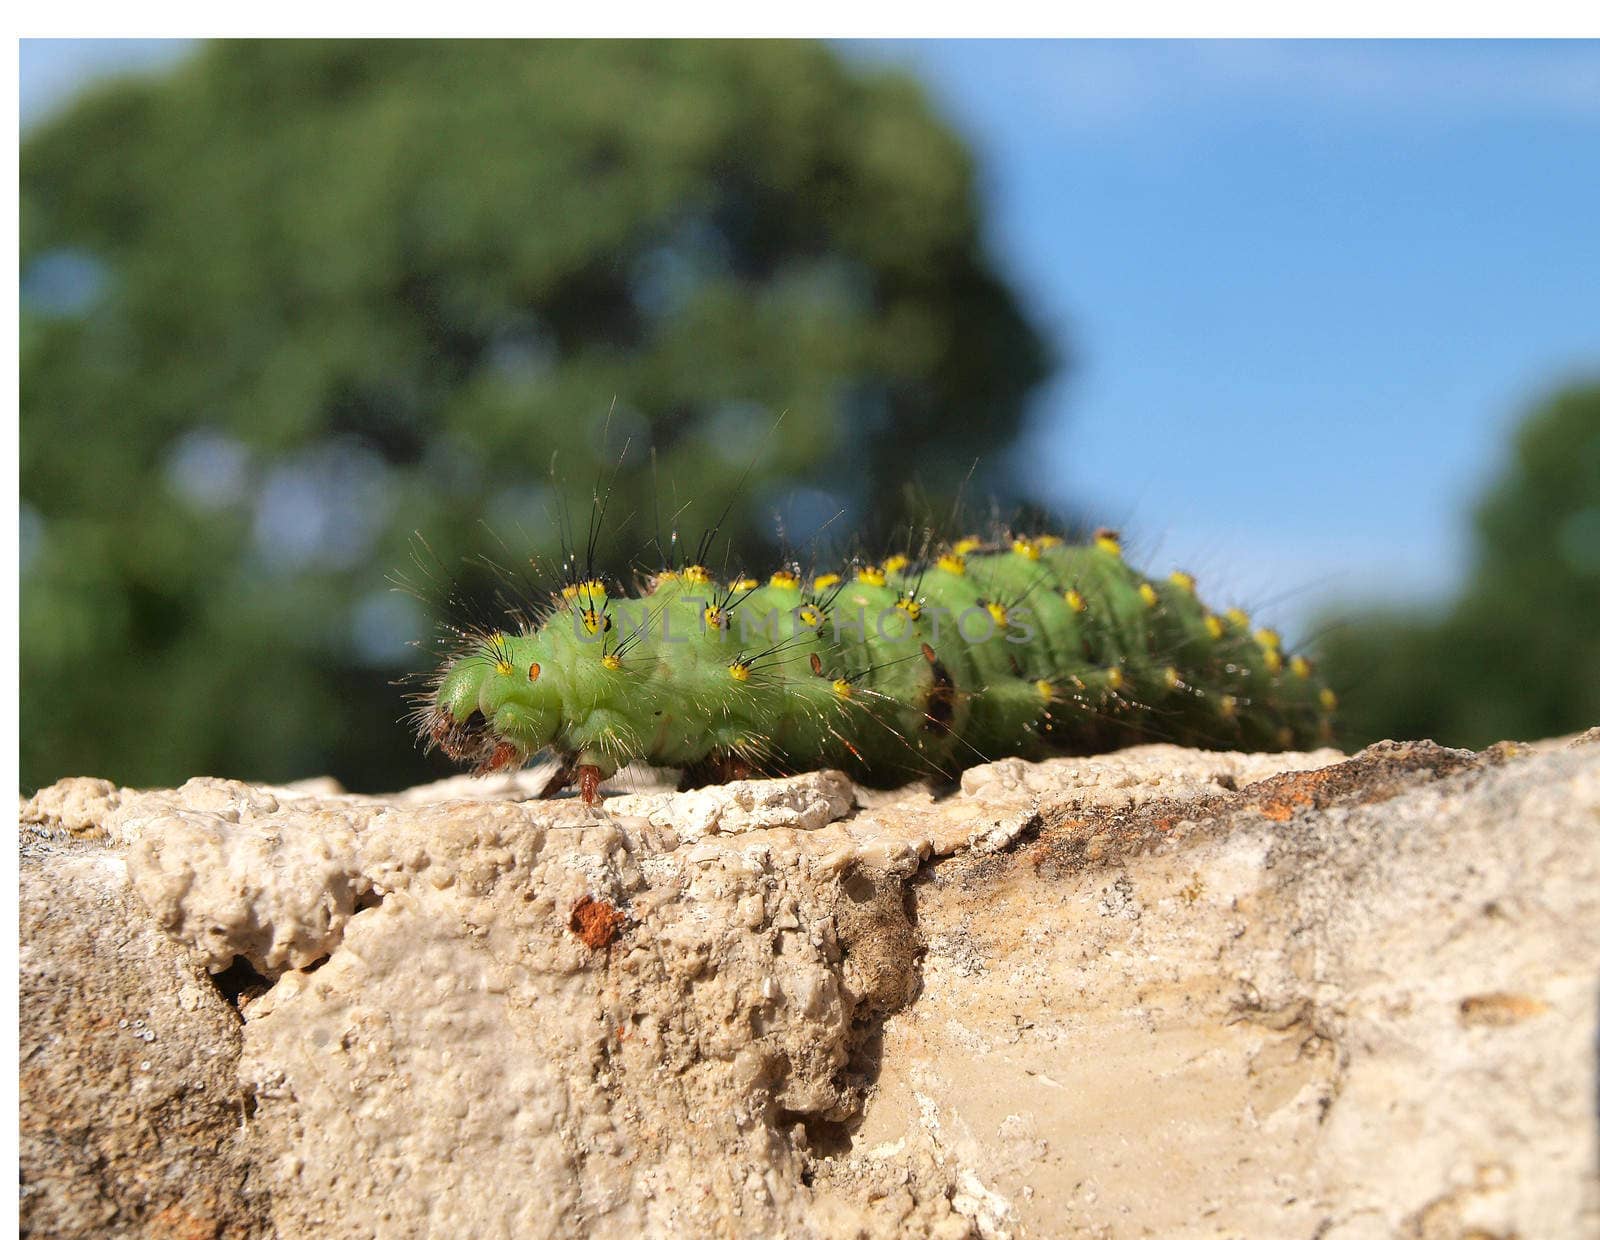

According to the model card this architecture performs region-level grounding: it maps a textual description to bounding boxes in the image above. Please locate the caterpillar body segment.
[421,531,1337,804]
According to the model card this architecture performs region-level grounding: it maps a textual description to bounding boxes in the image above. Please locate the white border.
[14,8,1600,39]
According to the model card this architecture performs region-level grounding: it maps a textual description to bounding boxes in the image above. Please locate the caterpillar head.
[427,634,563,773]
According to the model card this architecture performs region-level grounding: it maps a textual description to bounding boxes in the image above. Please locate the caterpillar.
[415,526,1338,805]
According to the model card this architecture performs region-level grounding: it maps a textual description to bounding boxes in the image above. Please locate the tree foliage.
[1320,382,1600,748]
[21,40,1052,791]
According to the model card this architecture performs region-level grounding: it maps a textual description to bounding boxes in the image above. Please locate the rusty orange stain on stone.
[569,895,627,950]
[1249,765,1347,822]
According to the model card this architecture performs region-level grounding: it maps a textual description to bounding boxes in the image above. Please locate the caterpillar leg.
[677,753,756,792]
[537,753,578,799]
[534,755,605,805]
[577,764,604,806]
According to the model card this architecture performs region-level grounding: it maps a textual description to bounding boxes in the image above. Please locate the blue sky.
[21,39,1600,638]
[848,40,1600,635]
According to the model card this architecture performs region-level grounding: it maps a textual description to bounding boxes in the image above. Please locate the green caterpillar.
[418,527,1337,804]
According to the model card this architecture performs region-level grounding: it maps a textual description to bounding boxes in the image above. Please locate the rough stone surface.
[18,735,1600,1238]
[19,834,272,1238]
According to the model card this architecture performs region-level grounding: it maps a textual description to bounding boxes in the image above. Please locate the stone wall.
[19,734,1600,1237]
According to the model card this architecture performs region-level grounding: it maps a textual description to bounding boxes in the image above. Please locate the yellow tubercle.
[729,661,751,682]
[769,571,799,591]
[1138,582,1159,609]
[1162,666,1181,689]
[579,608,607,635]
[1094,529,1122,557]
[797,606,823,629]
[682,564,712,585]
[1065,588,1087,613]
[1035,679,1055,702]
[601,654,622,671]
[812,572,841,590]
[562,579,607,607]
[1319,687,1339,711]
[894,596,922,620]
[1036,534,1064,549]
[731,577,758,591]
[1169,570,1196,593]
[1290,655,1313,679]
[832,679,853,699]
[1262,649,1284,674]
[1106,667,1125,692]
[952,535,983,555]
[1226,607,1251,629]
[704,606,726,630]
[937,553,967,576]
[883,554,909,574]
[1219,693,1238,719]
[856,565,886,587]
[1203,613,1225,639]
[985,601,1009,628]
[1254,627,1282,651]
[1011,537,1041,561]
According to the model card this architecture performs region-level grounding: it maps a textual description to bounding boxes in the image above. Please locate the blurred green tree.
[1319,382,1600,748]
[21,39,1052,792]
